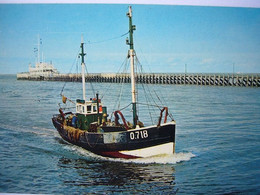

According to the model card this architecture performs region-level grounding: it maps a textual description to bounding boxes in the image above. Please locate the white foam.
[1,124,195,164]
[110,152,196,164]
[66,145,195,164]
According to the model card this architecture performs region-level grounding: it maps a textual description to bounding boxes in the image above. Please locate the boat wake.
[108,152,196,164]
[0,124,59,138]
[66,144,195,165]
[128,152,195,164]
[1,124,194,164]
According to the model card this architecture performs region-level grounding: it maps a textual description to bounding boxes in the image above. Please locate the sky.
[0,2,260,74]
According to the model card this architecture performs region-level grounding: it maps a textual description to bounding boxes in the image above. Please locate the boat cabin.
[76,99,102,115]
[75,98,107,131]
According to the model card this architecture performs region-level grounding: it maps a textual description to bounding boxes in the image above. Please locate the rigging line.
[149,85,175,121]
[134,51,140,118]
[119,103,132,111]
[140,83,154,124]
[135,55,161,108]
[86,31,129,45]
[76,53,79,74]
[137,78,154,123]
[136,58,158,124]
[134,34,165,107]
[84,63,96,97]
[146,74,173,118]
[134,35,175,121]
[135,56,171,123]
[133,34,154,74]
[60,106,76,110]
[138,72,174,120]
[137,56,166,110]
[117,59,130,110]
[109,103,131,122]
[111,57,129,112]
[100,55,128,100]
[134,39,171,113]
[60,48,81,95]
[136,102,164,109]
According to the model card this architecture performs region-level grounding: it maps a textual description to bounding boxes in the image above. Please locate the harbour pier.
[17,73,260,87]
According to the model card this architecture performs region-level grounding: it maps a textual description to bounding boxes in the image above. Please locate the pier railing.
[17,73,260,87]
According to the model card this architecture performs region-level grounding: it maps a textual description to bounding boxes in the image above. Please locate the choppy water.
[0,75,259,194]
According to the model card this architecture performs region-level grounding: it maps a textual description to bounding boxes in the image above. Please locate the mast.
[37,34,40,64]
[79,35,86,101]
[127,6,137,127]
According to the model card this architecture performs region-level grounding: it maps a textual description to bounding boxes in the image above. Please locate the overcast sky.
[0,1,260,74]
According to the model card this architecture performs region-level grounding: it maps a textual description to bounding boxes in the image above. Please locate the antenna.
[81,34,84,44]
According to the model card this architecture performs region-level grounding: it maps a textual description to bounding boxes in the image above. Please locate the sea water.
[0,75,259,194]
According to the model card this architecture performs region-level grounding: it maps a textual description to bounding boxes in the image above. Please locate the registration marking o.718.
[130,130,149,140]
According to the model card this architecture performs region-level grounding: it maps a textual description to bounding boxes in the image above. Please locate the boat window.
[79,105,82,113]
[93,106,97,112]
[76,105,82,113]
[87,105,91,113]
[82,106,85,113]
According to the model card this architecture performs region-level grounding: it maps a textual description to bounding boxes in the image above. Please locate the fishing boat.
[52,6,176,159]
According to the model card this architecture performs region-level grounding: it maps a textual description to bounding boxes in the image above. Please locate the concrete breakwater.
[17,73,260,87]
